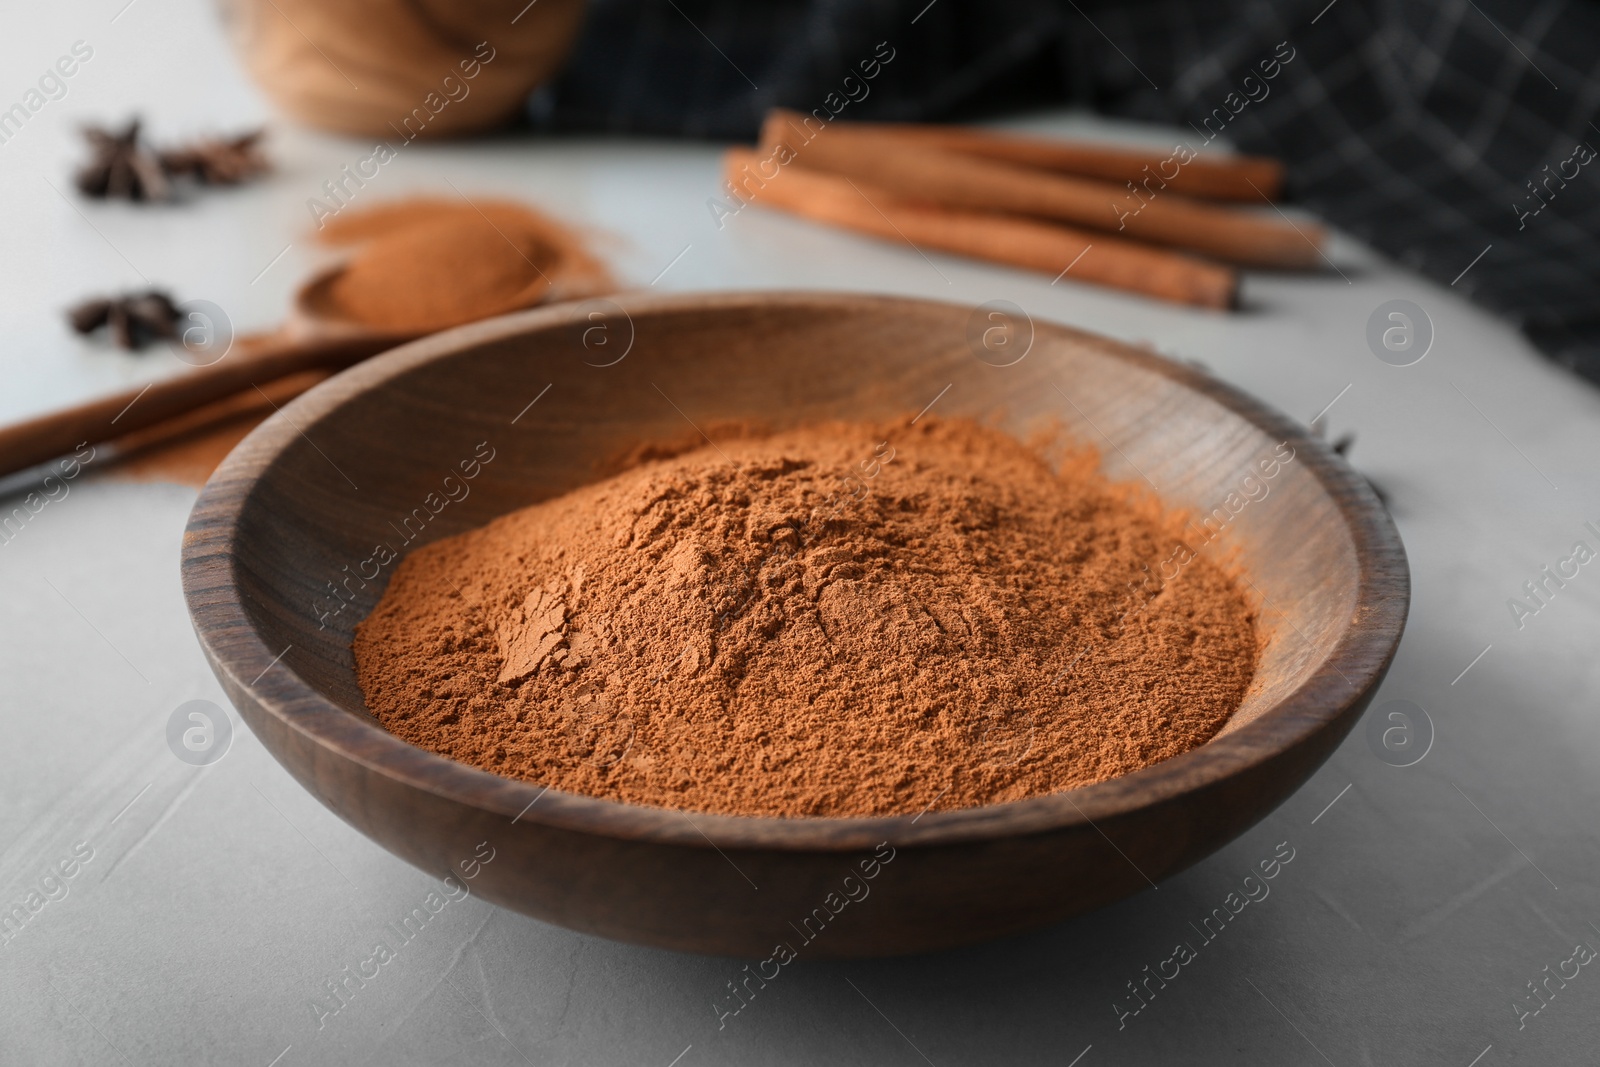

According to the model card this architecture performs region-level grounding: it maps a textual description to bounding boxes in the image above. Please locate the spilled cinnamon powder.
[354,418,1259,818]
[109,365,332,487]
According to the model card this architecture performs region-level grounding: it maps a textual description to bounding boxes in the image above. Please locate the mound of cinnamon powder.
[315,197,613,334]
[354,418,1259,818]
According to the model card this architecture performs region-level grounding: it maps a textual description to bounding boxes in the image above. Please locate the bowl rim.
[182,289,1409,852]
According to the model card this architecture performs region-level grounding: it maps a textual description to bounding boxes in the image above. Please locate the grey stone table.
[3,2,1597,1064]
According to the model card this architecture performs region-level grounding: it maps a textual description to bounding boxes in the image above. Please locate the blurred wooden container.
[219,0,587,138]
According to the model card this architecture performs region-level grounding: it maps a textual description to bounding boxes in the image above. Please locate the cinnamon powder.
[354,418,1259,818]
[315,197,613,334]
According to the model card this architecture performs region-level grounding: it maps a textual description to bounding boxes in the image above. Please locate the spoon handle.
[0,333,394,481]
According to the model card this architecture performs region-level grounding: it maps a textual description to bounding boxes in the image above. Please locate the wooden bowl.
[181,291,1407,958]
[221,0,587,139]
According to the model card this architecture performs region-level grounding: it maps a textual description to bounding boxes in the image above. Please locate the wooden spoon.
[0,264,555,480]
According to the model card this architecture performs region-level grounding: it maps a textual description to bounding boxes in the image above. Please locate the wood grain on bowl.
[181,291,1408,957]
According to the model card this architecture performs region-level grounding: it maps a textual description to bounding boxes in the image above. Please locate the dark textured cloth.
[532,0,1600,382]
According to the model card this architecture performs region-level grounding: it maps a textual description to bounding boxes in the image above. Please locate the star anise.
[67,290,182,350]
[75,119,270,201]
[75,119,170,201]
[158,129,269,186]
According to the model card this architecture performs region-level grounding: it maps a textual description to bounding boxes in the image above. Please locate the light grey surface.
[4,3,1599,1065]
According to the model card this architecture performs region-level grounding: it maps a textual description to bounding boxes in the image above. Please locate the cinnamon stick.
[723,149,1236,309]
[841,120,1284,202]
[106,364,330,460]
[760,111,1323,270]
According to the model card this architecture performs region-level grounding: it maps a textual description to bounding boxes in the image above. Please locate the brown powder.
[354,418,1259,818]
[315,197,614,334]
[109,359,331,487]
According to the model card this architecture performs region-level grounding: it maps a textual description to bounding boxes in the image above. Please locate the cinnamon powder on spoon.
[354,418,1259,818]
[315,197,614,333]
